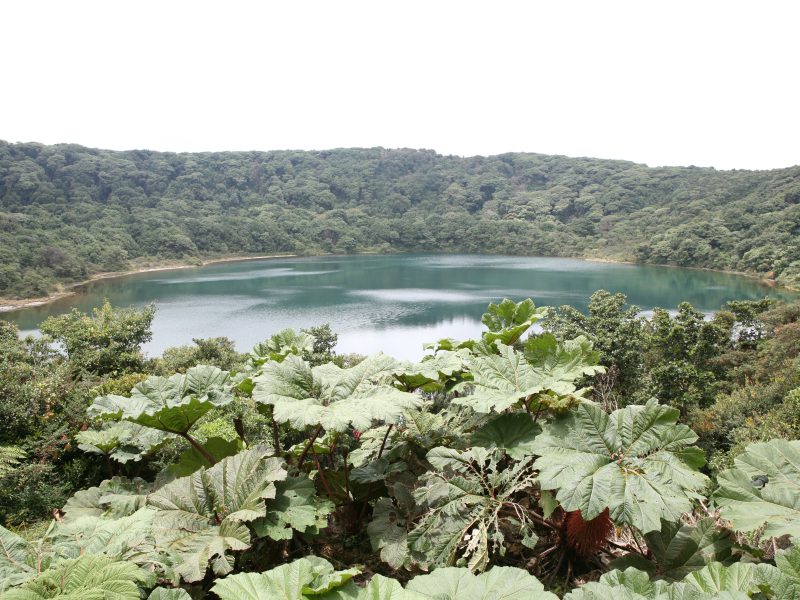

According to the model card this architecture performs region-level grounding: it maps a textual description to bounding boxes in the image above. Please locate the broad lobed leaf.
[253,354,422,431]
[532,400,709,532]
[714,439,800,538]
[88,365,233,434]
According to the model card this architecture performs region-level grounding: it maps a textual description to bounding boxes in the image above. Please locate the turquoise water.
[3,254,793,360]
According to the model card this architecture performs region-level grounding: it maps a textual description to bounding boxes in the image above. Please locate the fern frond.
[0,446,25,478]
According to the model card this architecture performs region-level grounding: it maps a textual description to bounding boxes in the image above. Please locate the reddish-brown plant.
[564,508,613,557]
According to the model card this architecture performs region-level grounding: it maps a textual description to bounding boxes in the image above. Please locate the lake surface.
[3,254,794,360]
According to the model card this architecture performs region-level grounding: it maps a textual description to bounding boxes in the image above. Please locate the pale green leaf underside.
[148,589,192,600]
[393,350,469,391]
[211,556,359,600]
[563,565,760,599]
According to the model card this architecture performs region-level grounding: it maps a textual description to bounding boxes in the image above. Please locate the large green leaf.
[422,338,476,354]
[147,589,192,600]
[406,565,558,600]
[714,439,800,538]
[532,400,709,533]
[349,405,483,470]
[253,354,422,432]
[77,422,173,464]
[563,565,763,599]
[252,475,334,541]
[470,413,540,459]
[611,519,735,580]
[75,427,124,455]
[327,574,425,600]
[522,334,603,380]
[147,446,287,582]
[164,436,243,478]
[480,298,548,347]
[211,556,359,599]
[1,508,166,593]
[758,546,800,600]
[2,555,151,600]
[88,365,233,434]
[49,509,166,572]
[453,341,598,413]
[249,328,316,368]
[62,477,151,522]
[0,525,37,592]
[368,498,413,570]
[682,562,762,596]
[393,351,470,392]
[563,567,689,599]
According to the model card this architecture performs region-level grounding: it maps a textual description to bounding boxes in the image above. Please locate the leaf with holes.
[403,447,538,571]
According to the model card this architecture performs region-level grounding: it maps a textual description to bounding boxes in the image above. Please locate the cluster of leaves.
[545,292,800,469]
[1,297,799,599]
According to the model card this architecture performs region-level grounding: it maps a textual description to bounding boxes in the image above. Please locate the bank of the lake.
[0,253,300,312]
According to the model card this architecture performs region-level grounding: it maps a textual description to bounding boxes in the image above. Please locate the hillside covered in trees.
[2,140,799,298]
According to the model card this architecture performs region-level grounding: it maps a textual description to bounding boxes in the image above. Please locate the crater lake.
[3,254,793,359]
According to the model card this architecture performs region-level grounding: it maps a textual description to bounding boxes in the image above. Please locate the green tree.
[544,290,649,405]
[647,303,733,412]
[40,301,155,376]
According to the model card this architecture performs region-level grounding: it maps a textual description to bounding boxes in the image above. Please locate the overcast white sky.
[1,1,798,169]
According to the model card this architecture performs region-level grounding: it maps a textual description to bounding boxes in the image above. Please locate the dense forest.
[1,294,799,597]
[2,140,800,298]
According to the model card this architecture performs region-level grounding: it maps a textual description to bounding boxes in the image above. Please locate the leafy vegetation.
[1,296,799,598]
[2,141,800,299]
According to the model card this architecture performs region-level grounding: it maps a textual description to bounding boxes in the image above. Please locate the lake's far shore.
[1,251,795,314]
[582,256,794,291]
[0,253,299,313]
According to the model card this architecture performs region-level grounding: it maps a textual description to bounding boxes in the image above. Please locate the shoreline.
[0,253,299,313]
[0,251,795,313]
[582,256,794,291]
